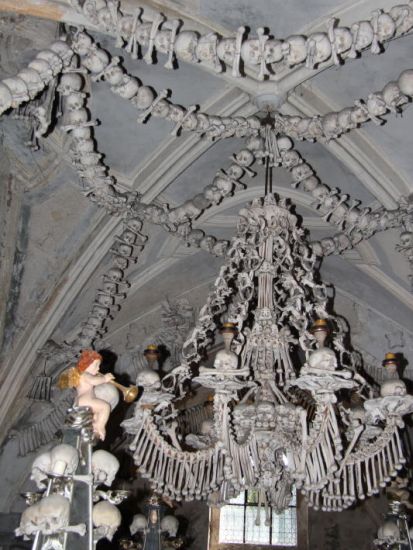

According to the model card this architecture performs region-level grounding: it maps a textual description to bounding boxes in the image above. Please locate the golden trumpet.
[109,380,139,403]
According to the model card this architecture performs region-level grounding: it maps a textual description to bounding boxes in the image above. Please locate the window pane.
[271,507,297,546]
[219,505,244,543]
[228,491,245,505]
[246,489,259,504]
[245,507,271,545]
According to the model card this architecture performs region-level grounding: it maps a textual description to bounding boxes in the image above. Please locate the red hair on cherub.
[76,349,102,372]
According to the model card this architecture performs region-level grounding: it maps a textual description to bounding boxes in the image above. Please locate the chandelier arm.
[308,420,406,512]
[70,0,413,82]
[123,409,226,500]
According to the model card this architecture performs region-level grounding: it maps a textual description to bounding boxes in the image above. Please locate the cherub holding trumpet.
[58,349,115,440]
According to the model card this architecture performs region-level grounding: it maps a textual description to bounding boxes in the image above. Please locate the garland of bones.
[1,0,412,504]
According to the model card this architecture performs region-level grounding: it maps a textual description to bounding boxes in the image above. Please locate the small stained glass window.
[218,489,297,546]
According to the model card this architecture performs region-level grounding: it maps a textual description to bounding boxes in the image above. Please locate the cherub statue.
[58,350,115,440]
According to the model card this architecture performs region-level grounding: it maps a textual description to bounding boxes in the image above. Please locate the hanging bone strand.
[71,0,413,78]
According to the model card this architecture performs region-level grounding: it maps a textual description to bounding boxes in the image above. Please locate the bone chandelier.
[123,190,413,515]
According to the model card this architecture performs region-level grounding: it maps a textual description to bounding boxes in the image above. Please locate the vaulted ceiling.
[0,0,412,439]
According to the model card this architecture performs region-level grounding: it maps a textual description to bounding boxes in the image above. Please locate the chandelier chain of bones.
[122,193,413,514]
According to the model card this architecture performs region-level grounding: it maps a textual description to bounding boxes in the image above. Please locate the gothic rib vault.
[0,0,412,478]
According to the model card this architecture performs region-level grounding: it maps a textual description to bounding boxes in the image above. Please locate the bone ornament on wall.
[70,30,413,145]
[70,0,413,79]
[0,39,73,116]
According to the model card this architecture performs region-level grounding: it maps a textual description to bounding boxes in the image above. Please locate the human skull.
[167,104,185,123]
[152,99,171,118]
[264,39,283,64]
[383,81,408,111]
[28,58,53,82]
[2,77,30,106]
[214,349,238,371]
[277,136,293,150]
[36,50,63,75]
[17,68,44,99]
[93,501,121,542]
[104,64,124,87]
[282,35,307,67]
[174,31,199,63]
[308,348,338,371]
[31,451,52,489]
[126,217,143,233]
[92,450,120,487]
[398,69,413,97]
[305,32,332,69]
[196,32,220,67]
[235,149,254,167]
[301,176,319,192]
[241,39,262,66]
[155,29,172,54]
[366,92,387,117]
[58,73,84,96]
[91,304,110,320]
[377,520,400,543]
[390,4,413,35]
[82,50,110,74]
[130,514,147,535]
[161,515,179,538]
[217,37,236,64]
[322,112,340,140]
[200,235,217,252]
[16,495,70,537]
[66,108,89,127]
[331,26,352,55]
[65,93,84,111]
[246,135,264,151]
[72,31,94,56]
[132,85,155,110]
[338,107,357,131]
[350,21,374,54]
[204,184,222,204]
[281,150,301,169]
[136,368,161,390]
[311,241,323,256]
[72,126,92,140]
[49,444,79,476]
[256,400,276,428]
[135,22,152,45]
[291,162,313,183]
[213,240,229,256]
[320,237,336,255]
[105,267,124,283]
[374,12,396,42]
[50,40,74,66]
[226,164,244,180]
[113,76,140,100]
[380,378,407,397]
[400,230,413,247]
[333,233,351,251]
[350,104,369,125]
